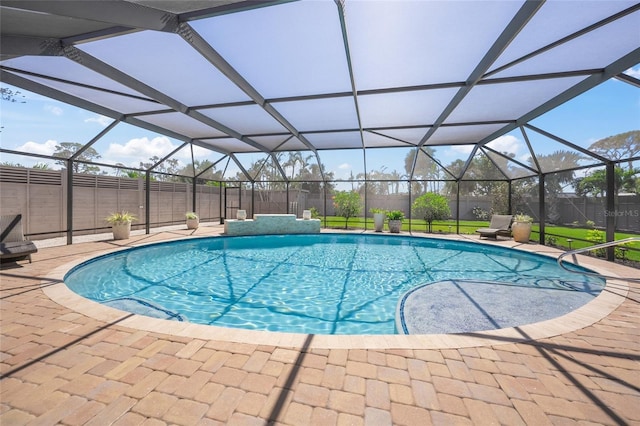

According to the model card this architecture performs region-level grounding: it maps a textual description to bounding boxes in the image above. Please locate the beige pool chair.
[1,214,38,263]
[476,214,513,239]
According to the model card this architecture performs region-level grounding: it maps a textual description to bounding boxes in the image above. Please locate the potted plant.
[186,212,199,229]
[370,208,386,232]
[386,210,404,233]
[512,213,532,243]
[106,211,136,240]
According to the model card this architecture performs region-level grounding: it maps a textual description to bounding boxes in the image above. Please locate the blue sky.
[1,66,638,179]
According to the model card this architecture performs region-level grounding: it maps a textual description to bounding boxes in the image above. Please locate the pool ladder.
[557,237,640,282]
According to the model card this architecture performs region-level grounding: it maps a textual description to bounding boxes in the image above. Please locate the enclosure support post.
[508,180,512,214]
[219,182,224,224]
[539,174,545,245]
[250,182,253,217]
[364,181,369,231]
[408,180,413,233]
[66,160,73,245]
[323,183,327,228]
[192,177,197,214]
[606,162,616,261]
[145,172,151,234]
[456,181,460,234]
[286,181,290,214]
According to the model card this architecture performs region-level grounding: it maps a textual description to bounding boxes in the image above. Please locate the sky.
[1,0,639,184]
[1,66,639,182]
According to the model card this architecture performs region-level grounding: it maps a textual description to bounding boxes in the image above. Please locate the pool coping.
[42,231,632,350]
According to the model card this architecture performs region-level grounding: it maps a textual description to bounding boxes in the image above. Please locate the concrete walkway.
[1,225,638,425]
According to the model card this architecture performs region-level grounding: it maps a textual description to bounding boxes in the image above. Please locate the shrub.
[386,210,405,220]
[106,211,137,225]
[412,192,451,233]
[586,229,606,257]
[472,206,489,221]
[332,191,362,229]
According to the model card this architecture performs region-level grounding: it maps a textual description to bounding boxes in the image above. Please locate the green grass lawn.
[319,216,640,262]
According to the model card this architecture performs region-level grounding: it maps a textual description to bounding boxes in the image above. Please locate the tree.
[575,166,639,197]
[140,156,181,181]
[332,190,362,229]
[1,87,26,103]
[405,147,440,193]
[412,192,451,233]
[588,131,639,171]
[533,150,581,223]
[53,142,101,174]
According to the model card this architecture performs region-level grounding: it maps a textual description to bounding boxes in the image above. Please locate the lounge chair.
[1,214,38,263]
[476,214,513,239]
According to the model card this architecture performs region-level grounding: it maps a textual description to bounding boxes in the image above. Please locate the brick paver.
[1,226,638,425]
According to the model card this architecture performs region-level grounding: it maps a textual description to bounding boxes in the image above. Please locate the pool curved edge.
[42,236,631,350]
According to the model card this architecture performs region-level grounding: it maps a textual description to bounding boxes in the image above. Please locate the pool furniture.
[224,213,321,236]
[1,214,38,263]
[476,214,513,239]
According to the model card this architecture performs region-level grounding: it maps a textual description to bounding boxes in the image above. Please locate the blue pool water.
[64,234,605,335]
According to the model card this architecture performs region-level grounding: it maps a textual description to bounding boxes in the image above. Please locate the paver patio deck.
[1,224,638,425]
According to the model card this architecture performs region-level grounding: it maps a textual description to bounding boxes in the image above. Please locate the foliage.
[54,142,101,174]
[411,192,451,232]
[105,211,137,225]
[140,156,181,182]
[472,206,489,220]
[585,229,606,257]
[185,212,198,220]
[588,131,639,170]
[0,87,26,103]
[574,166,638,196]
[309,207,321,219]
[405,147,441,194]
[1,162,49,169]
[386,210,405,221]
[514,213,532,223]
[584,228,630,259]
[332,191,362,228]
[370,208,386,215]
[533,150,582,223]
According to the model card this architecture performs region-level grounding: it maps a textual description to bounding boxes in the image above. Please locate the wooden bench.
[1,214,38,263]
[224,214,321,236]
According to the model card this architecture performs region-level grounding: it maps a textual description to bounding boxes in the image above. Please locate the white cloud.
[44,105,63,116]
[16,139,58,156]
[103,136,177,166]
[84,115,112,127]
[486,134,523,156]
[625,66,640,79]
[451,145,474,155]
[338,163,351,170]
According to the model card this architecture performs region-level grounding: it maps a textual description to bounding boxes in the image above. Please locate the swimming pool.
[64,233,605,335]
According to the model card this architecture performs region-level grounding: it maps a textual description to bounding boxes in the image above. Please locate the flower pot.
[112,222,131,240]
[237,210,247,221]
[186,217,199,229]
[512,221,531,243]
[388,219,402,233]
[302,210,312,220]
[373,213,385,232]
